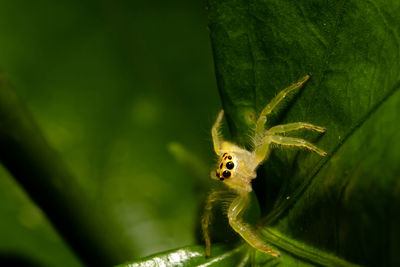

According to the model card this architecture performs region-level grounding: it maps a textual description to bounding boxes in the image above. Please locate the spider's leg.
[268,122,326,134]
[255,74,311,136]
[228,194,280,257]
[252,135,273,168]
[270,135,326,156]
[212,110,224,154]
[202,190,224,257]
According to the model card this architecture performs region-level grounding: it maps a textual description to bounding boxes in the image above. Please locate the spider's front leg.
[269,122,325,134]
[252,74,326,165]
[269,135,327,156]
[255,74,311,137]
[268,122,327,156]
[227,193,280,257]
[211,110,224,154]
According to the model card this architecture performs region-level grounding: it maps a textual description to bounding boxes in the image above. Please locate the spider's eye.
[226,161,234,170]
[222,170,231,178]
[216,171,220,178]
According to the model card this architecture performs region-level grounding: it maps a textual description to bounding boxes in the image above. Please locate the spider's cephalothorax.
[202,74,327,258]
[216,152,234,181]
[215,149,256,193]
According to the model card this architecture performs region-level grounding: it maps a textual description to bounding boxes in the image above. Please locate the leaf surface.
[116,245,247,267]
[206,0,400,266]
[116,243,354,267]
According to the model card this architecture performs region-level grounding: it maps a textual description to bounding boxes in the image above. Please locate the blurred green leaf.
[0,0,219,266]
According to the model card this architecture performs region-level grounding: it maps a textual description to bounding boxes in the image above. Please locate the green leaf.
[115,245,248,267]
[116,242,359,267]
[0,73,135,266]
[113,244,306,267]
[205,0,400,266]
[116,0,400,266]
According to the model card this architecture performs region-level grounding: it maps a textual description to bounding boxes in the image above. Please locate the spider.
[201,74,326,258]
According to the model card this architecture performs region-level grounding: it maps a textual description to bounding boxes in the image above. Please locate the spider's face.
[216,152,235,181]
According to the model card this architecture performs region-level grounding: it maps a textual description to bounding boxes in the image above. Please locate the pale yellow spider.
[202,74,326,258]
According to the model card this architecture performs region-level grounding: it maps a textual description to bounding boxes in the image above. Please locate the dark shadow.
[0,252,44,267]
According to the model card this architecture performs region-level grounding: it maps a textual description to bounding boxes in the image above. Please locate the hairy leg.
[252,135,273,168]
[255,74,311,136]
[202,190,225,257]
[212,110,224,154]
[270,135,327,156]
[228,194,280,257]
[268,122,326,134]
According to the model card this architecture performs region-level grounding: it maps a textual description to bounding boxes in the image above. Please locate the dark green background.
[0,0,219,266]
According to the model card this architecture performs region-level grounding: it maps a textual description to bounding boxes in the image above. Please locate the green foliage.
[1,0,399,266]
[121,0,400,266]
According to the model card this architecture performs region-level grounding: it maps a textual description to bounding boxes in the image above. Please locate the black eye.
[226,161,234,170]
[219,178,224,181]
[222,170,231,178]
[216,172,220,178]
